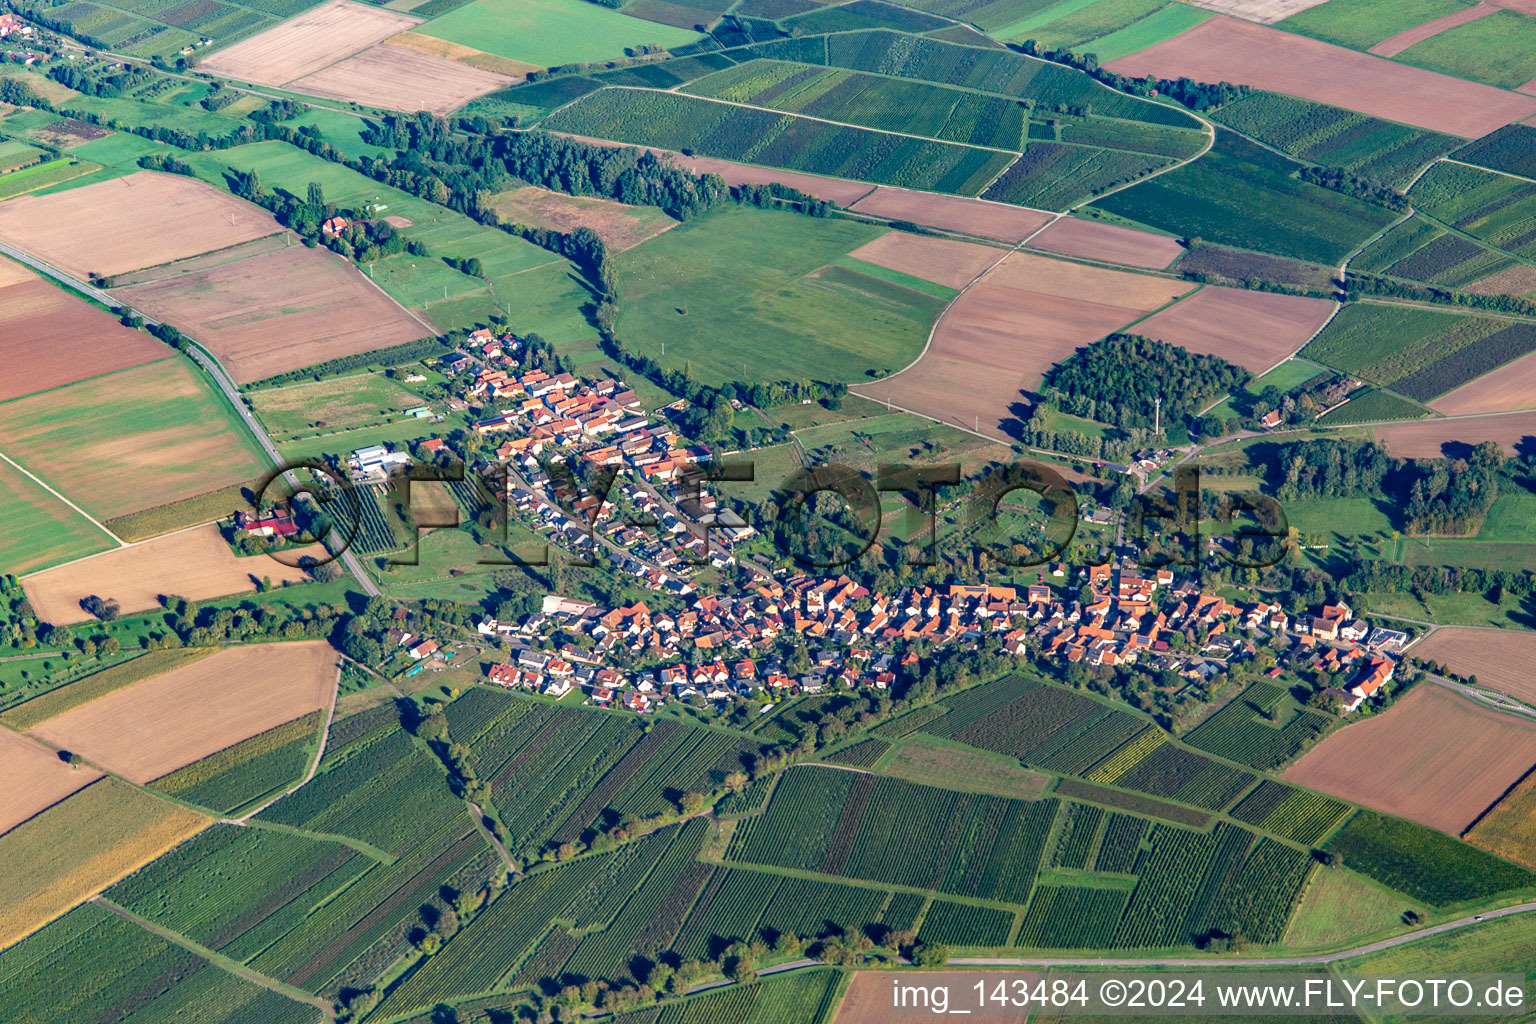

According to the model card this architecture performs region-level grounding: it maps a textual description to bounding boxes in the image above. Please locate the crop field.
[0,778,210,948]
[846,231,1002,289]
[995,0,1170,49]
[1229,780,1352,846]
[1016,884,1131,949]
[848,186,1052,241]
[1367,3,1499,57]
[1467,769,1536,869]
[0,904,324,1024]
[1349,215,1525,294]
[917,899,1014,946]
[1395,9,1536,90]
[29,641,336,784]
[249,372,429,440]
[654,149,877,205]
[612,207,937,384]
[1097,742,1256,810]
[286,43,514,114]
[489,184,678,250]
[1078,2,1212,59]
[981,140,1175,211]
[1412,627,1536,703]
[0,457,116,578]
[1410,163,1536,261]
[0,171,279,280]
[1105,15,1536,138]
[418,0,701,67]
[1430,340,1536,414]
[0,728,102,836]
[673,866,889,958]
[199,0,421,86]
[151,711,322,813]
[854,250,1191,439]
[1091,130,1395,265]
[116,244,428,384]
[1277,0,1475,51]
[877,736,1052,798]
[21,523,318,625]
[0,357,270,525]
[1130,285,1335,373]
[0,265,168,403]
[1208,91,1458,188]
[1325,809,1535,906]
[544,88,1014,196]
[1452,123,1536,179]
[1029,216,1186,269]
[1284,685,1536,835]
[1184,683,1334,769]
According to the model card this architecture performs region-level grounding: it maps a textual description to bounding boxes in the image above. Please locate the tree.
[724,770,748,793]
[912,942,949,966]
[679,791,705,815]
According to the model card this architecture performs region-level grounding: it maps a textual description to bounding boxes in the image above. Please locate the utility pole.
[1155,395,1162,437]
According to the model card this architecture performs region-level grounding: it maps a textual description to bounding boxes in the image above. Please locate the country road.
[0,240,381,597]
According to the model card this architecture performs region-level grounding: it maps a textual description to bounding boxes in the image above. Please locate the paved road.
[956,901,1536,969]
[0,242,381,596]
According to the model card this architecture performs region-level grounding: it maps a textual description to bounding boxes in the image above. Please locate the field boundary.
[0,450,124,548]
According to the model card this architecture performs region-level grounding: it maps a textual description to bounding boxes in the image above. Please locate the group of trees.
[1042,334,1251,432]
[47,61,151,98]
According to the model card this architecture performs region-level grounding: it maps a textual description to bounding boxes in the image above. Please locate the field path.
[955,900,1536,968]
[90,896,336,1018]
[226,661,343,824]
[0,450,124,547]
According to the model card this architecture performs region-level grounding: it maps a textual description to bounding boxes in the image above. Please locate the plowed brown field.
[1029,217,1186,270]
[849,186,1053,242]
[0,172,278,279]
[22,524,322,625]
[116,245,427,383]
[0,275,167,402]
[1106,15,1536,137]
[848,231,1004,289]
[199,0,420,85]
[287,43,513,115]
[0,729,101,836]
[1126,285,1336,372]
[1413,627,1536,703]
[1376,410,1536,457]
[1429,349,1536,416]
[854,253,1190,439]
[1283,684,1536,834]
[30,641,338,784]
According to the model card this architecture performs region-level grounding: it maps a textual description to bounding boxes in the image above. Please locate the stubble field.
[198,0,422,86]
[286,43,513,115]
[1375,410,1536,458]
[0,359,270,522]
[21,524,321,625]
[1411,627,1536,703]
[0,172,278,279]
[29,641,338,784]
[849,186,1054,242]
[0,729,103,836]
[1105,15,1536,137]
[1028,216,1187,270]
[847,231,1004,289]
[115,245,428,383]
[1127,285,1336,372]
[1283,685,1536,834]
[489,184,678,250]
[1428,349,1536,416]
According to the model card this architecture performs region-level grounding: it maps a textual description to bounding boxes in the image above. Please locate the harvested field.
[0,274,167,402]
[287,43,513,115]
[21,524,322,626]
[1430,348,1536,415]
[849,186,1053,242]
[847,232,1003,289]
[1029,216,1186,269]
[489,184,677,250]
[1376,410,1536,457]
[668,151,877,205]
[1185,0,1330,22]
[115,245,427,383]
[1467,769,1536,867]
[836,972,1036,1024]
[1412,628,1536,704]
[383,30,542,77]
[1463,264,1536,297]
[1105,16,1536,137]
[0,778,209,950]
[1283,685,1536,834]
[855,252,1191,439]
[0,358,270,522]
[199,0,421,86]
[0,172,278,280]
[1368,3,1498,57]
[0,729,102,836]
[1128,285,1336,373]
[29,641,338,784]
